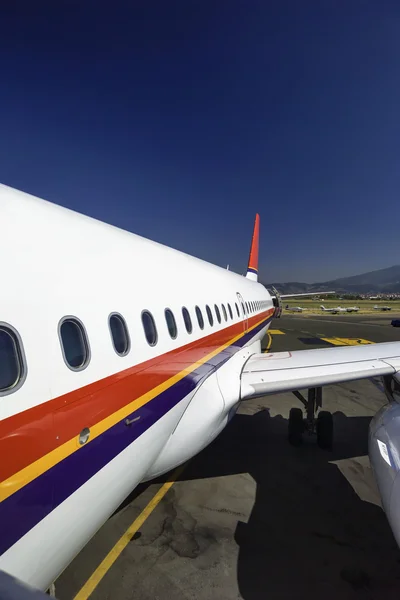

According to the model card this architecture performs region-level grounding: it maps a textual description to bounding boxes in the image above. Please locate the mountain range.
[265,265,400,295]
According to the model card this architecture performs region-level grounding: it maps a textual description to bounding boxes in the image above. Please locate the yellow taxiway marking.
[73,463,187,600]
[264,332,273,352]
[321,337,374,346]
[263,329,285,352]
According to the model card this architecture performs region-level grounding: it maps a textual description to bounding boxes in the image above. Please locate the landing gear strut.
[288,387,333,449]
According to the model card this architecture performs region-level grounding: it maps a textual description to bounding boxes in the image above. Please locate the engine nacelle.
[369,388,400,548]
[382,373,400,404]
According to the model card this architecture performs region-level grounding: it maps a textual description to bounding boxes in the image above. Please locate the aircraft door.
[236,292,248,331]
[271,286,283,318]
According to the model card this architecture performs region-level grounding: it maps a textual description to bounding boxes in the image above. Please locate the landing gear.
[288,387,333,450]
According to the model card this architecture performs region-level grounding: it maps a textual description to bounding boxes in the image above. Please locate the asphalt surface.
[56,315,400,600]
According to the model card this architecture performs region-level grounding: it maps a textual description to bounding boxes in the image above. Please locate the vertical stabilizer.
[246,214,259,281]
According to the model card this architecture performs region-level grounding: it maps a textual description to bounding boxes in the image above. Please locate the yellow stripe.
[264,332,272,352]
[0,312,272,502]
[268,329,285,335]
[321,337,374,346]
[73,463,187,600]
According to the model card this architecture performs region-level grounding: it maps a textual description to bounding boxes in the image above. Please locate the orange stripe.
[0,309,273,483]
[1,313,272,503]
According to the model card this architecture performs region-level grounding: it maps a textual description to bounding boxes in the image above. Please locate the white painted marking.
[377,439,391,467]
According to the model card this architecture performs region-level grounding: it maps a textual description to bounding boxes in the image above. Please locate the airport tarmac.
[56,315,400,600]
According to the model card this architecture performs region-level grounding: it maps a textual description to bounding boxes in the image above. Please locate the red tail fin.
[246,214,259,281]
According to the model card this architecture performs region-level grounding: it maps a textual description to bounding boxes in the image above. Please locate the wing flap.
[241,342,400,398]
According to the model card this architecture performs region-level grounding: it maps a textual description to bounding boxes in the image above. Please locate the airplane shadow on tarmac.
[181,408,400,599]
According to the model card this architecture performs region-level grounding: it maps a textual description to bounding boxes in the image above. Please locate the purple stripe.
[0,316,271,555]
[247,267,258,274]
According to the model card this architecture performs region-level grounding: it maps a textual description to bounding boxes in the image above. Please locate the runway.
[55,315,400,600]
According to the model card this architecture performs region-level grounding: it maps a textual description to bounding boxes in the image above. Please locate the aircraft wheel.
[288,408,304,446]
[317,411,333,450]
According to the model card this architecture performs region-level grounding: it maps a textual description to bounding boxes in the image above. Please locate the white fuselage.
[320,305,346,314]
[0,185,273,590]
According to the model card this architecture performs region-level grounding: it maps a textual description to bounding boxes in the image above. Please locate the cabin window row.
[0,299,269,394]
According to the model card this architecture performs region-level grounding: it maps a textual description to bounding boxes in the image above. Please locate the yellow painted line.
[73,463,187,600]
[264,332,272,352]
[321,337,374,346]
[268,329,285,335]
[1,311,274,502]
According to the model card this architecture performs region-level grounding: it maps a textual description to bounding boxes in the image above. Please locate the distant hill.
[265,265,400,295]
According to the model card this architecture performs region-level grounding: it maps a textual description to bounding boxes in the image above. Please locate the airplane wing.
[279,291,336,299]
[241,341,400,399]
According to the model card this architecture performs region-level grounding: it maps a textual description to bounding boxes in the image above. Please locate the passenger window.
[195,306,204,330]
[214,304,221,323]
[141,311,158,346]
[59,318,90,370]
[165,309,177,339]
[228,303,233,319]
[221,304,227,321]
[235,303,240,317]
[109,314,130,356]
[0,325,25,393]
[182,307,193,334]
[206,305,213,326]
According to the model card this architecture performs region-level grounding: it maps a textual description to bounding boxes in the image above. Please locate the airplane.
[320,305,347,314]
[1,183,400,595]
[345,306,360,313]
[285,306,305,312]
[374,305,392,311]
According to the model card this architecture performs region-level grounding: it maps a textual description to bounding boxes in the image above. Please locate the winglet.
[246,213,260,282]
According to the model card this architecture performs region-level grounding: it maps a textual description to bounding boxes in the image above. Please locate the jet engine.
[368,374,400,547]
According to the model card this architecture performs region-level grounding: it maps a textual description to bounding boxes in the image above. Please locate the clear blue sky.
[1,1,399,283]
